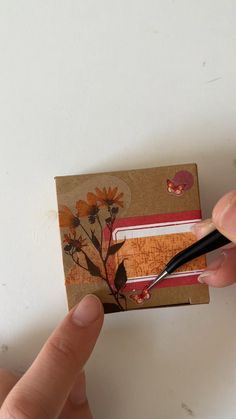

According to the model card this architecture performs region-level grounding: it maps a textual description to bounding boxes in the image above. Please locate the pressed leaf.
[114,260,128,291]
[85,254,101,277]
[103,303,121,313]
[64,244,72,252]
[91,230,101,251]
[108,240,125,256]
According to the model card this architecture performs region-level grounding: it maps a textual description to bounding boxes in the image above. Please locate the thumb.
[212,190,236,243]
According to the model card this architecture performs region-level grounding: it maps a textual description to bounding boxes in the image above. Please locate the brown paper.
[55,163,209,313]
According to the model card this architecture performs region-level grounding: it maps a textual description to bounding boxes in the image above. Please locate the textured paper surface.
[55,164,209,313]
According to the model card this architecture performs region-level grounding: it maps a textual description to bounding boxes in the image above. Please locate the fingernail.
[212,190,236,236]
[72,294,102,327]
[198,271,211,283]
[191,219,214,237]
[70,372,87,405]
[198,252,226,283]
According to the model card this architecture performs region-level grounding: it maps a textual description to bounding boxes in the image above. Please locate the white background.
[0,1,236,418]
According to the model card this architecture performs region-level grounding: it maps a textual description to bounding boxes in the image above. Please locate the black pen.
[147,229,231,291]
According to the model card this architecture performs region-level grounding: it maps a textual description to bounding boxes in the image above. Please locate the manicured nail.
[72,294,101,327]
[198,252,226,283]
[212,190,236,236]
[70,372,87,405]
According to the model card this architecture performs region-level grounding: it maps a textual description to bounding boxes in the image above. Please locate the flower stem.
[105,213,115,263]
[103,263,124,311]
[80,221,104,258]
[80,223,92,241]
[102,213,124,310]
[74,215,124,311]
[96,214,103,257]
[71,253,89,272]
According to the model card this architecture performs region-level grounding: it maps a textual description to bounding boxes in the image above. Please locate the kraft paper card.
[55,164,209,313]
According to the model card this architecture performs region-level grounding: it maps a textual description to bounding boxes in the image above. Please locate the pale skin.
[0,190,236,418]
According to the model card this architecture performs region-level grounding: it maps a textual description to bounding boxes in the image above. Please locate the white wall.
[0,1,236,418]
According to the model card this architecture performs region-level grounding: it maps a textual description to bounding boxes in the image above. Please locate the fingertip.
[71,294,104,328]
[212,190,236,243]
[191,218,215,239]
[198,249,236,287]
[198,270,236,288]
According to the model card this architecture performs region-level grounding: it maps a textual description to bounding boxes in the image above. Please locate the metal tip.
[146,269,169,291]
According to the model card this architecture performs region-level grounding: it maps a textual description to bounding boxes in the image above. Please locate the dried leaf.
[114,260,128,291]
[85,254,101,277]
[91,230,101,251]
[108,240,125,256]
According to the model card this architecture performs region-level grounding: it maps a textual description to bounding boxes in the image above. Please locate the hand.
[0,294,104,419]
[192,190,236,287]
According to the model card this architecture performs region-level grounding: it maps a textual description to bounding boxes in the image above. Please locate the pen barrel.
[166,229,231,274]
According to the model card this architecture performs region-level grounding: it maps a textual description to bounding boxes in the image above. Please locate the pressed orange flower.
[63,233,74,243]
[76,192,100,221]
[64,233,87,252]
[59,206,80,231]
[95,187,124,208]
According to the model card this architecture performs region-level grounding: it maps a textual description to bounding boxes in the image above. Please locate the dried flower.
[95,187,124,208]
[88,215,96,224]
[61,185,127,312]
[59,206,80,232]
[64,233,87,253]
[76,192,100,218]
